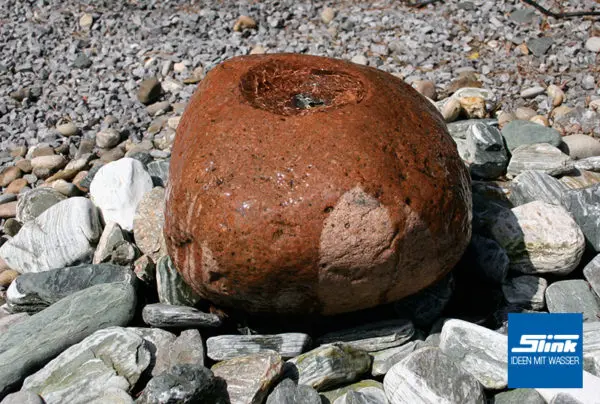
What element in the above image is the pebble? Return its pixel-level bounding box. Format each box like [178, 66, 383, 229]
[350, 55, 368, 65]
[0, 269, 18, 288]
[545, 280, 600, 322]
[147, 160, 169, 187]
[130, 327, 176, 377]
[156, 255, 201, 306]
[206, 333, 311, 361]
[506, 143, 571, 178]
[383, 347, 485, 404]
[6, 178, 28, 194]
[0, 283, 136, 398]
[0, 167, 22, 188]
[547, 84, 565, 107]
[584, 322, 600, 376]
[510, 170, 568, 206]
[411, 80, 437, 100]
[233, 15, 257, 32]
[515, 107, 537, 121]
[55, 119, 78, 137]
[133, 187, 165, 261]
[137, 77, 162, 105]
[142, 303, 222, 328]
[89, 157, 153, 231]
[0, 197, 101, 273]
[501, 120, 562, 152]
[459, 96, 487, 119]
[553, 107, 600, 136]
[321, 7, 336, 24]
[502, 275, 548, 310]
[79, 13, 93, 28]
[287, 343, 372, 391]
[586, 37, 600, 53]
[489, 200, 585, 275]
[0, 201, 16, 219]
[562, 183, 600, 252]
[212, 351, 283, 404]
[530, 115, 549, 127]
[560, 135, 600, 160]
[30, 155, 66, 172]
[334, 387, 387, 404]
[14, 160, 31, 174]
[317, 319, 414, 352]
[92, 221, 124, 264]
[441, 97, 461, 122]
[527, 37, 553, 57]
[266, 378, 321, 404]
[521, 86, 545, 99]
[95, 129, 121, 149]
[146, 101, 171, 117]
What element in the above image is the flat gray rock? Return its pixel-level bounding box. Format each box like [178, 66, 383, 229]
[493, 388, 545, 404]
[510, 170, 568, 206]
[463, 122, 508, 179]
[545, 280, 600, 322]
[15, 187, 66, 223]
[0, 312, 29, 333]
[142, 303, 222, 328]
[527, 37, 553, 57]
[147, 160, 170, 187]
[502, 275, 548, 310]
[383, 347, 485, 404]
[265, 378, 321, 404]
[156, 256, 201, 306]
[317, 319, 414, 352]
[448, 120, 500, 140]
[6, 264, 135, 313]
[0, 282, 136, 398]
[439, 319, 508, 389]
[286, 343, 372, 391]
[489, 201, 585, 275]
[207, 333, 310, 361]
[22, 327, 151, 404]
[507, 143, 571, 178]
[371, 340, 418, 377]
[212, 351, 284, 404]
[583, 254, 600, 299]
[0, 197, 102, 274]
[562, 183, 600, 252]
[501, 120, 561, 152]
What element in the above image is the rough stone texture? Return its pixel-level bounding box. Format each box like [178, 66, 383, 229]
[134, 187, 166, 262]
[15, 187, 66, 223]
[446, 119, 498, 139]
[560, 135, 600, 160]
[510, 170, 569, 207]
[545, 280, 600, 323]
[501, 120, 561, 152]
[0, 197, 102, 273]
[147, 160, 170, 187]
[0, 390, 44, 404]
[22, 327, 151, 404]
[383, 347, 485, 404]
[286, 343, 372, 391]
[584, 322, 600, 377]
[321, 380, 384, 403]
[0, 283, 136, 399]
[493, 389, 545, 404]
[165, 54, 472, 315]
[489, 201, 585, 275]
[371, 340, 418, 377]
[502, 275, 548, 310]
[211, 351, 284, 404]
[206, 333, 310, 361]
[333, 387, 388, 404]
[583, 254, 600, 299]
[0, 313, 29, 334]
[6, 264, 135, 313]
[129, 327, 176, 378]
[507, 143, 571, 178]
[439, 319, 508, 389]
[265, 378, 321, 404]
[156, 255, 202, 306]
[90, 157, 153, 231]
[463, 122, 508, 179]
[317, 319, 414, 352]
[562, 184, 600, 252]
[553, 107, 600, 136]
[536, 371, 600, 404]
[168, 329, 205, 369]
[93, 222, 127, 264]
[142, 303, 221, 328]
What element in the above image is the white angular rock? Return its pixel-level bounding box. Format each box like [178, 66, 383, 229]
[489, 201, 585, 275]
[0, 197, 101, 273]
[90, 158, 153, 231]
[439, 319, 508, 389]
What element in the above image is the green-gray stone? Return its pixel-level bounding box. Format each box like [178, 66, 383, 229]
[320, 380, 383, 403]
[501, 120, 561, 152]
[156, 256, 201, 306]
[493, 388, 545, 404]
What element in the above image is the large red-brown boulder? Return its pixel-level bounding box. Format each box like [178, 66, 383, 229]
[164, 54, 472, 315]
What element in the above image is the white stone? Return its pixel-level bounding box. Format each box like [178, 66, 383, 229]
[351, 55, 367, 65]
[490, 201, 585, 275]
[0, 197, 101, 273]
[90, 158, 153, 231]
[585, 37, 600, 53]
[560, 135, 600, 160]
[537, 371, 600, 404]
[321, 7, 335, 24]
[96, 129, 121, 149]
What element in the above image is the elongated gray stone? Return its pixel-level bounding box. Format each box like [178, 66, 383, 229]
[507, 143, 571, 178]
[584, 254, 600, 299]
[265, 378, 321, 404]
[287, 343, 372, 391]
[384, 347, 485, 404]
[317, 319, 414, 352]
[212, 351, 284, 404]
[447, 119, 499, 139]
[501, 120, 561, 151]
[22, 327, 151, 404]
[15, 187, 66, 223]
[0, 313, 29, 333]
[371, 340, 418, 377]
[0, 197, 101, 274]
[545, 280, 600, 322]
[156, 256, 201, 306]
[440, 319, 508, 389]
[562, 184, 600, 252]
[6, 264, 135, 313]
[510, 170, 569, 206]
[0, 283, 136, 399]
[142, 303, 221, 328]
[334, 387, 387, 404]
[207, 333, 310, 361]
[464, 122, 508, 179]
[489, 201, 585, 275]
[493, 389, 545, 404]
[502, 275, 548, 310]
[321, 380, 384, 403]
[584, 322, 600, 376]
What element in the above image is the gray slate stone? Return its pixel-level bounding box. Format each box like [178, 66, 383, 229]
[371, 340, 418, 377]
[142, 303, 221, 328]
[265, 378, 321, 404]
[317, 319, 414, 352]
[502, 275, 548, 310]
[562, 184, 600, 252]
[334, 387, 388, 404]
[22, 327, 151, 404]
[0, 390, 43, 404]
[133, 187, 165, 262]
[0, 313, 29, 333]
[129, 327, 177, 378]
[527, 37, 554, 57]
[510, 170, 569, 206]
[6, 264, 135, 313]
[439, 319, 508, 389]
[545, 280, 600, 322]
[147, 160, 170, 187]
[493, 388, 545, 404]
[321, 380, 384, 403]
[286, 343, 372, 391]
[0, 283, 136, 398]
[93, 221, 126, 264]
[507, 143, 571, 178]
[501, 120, 561, 152]
[168, 329, 205, 369]
[446, 119, 499, 139]
[583, 254, 600, 299]
[207, 333, 310, 361]
[212, 351, 284, 404]
[383, 347, 485, 404]
[16, 187, 66, 223]
[464, 122, 508, 179]
[0, 197, 102, 273]
[156, 256, 201, 306]
[583, 322, 600, 376]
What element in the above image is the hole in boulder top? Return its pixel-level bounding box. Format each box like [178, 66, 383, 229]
[240, 60, 366, 116]
[324, 206, 334, 213]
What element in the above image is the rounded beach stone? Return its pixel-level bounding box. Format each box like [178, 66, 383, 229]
[165, 54, 472, 315]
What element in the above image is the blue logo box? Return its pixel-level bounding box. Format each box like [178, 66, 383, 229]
[508, 313, 583, 388]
